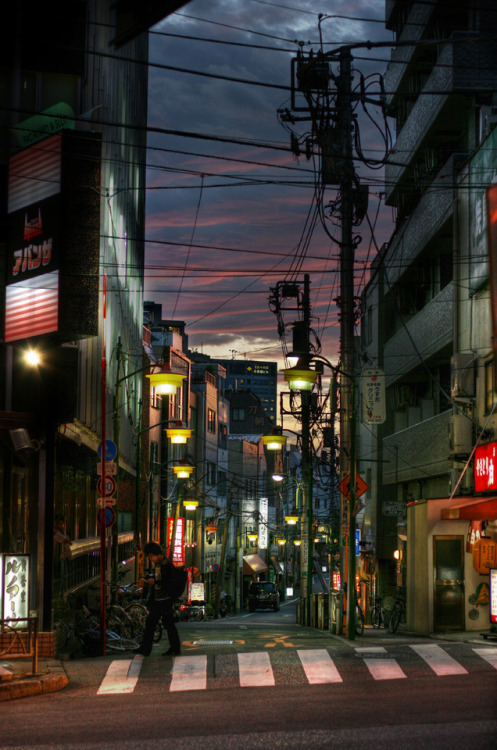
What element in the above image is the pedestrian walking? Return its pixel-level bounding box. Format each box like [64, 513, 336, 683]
[133, 542, 182, 657]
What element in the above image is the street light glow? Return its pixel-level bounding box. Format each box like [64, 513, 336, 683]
[25, 349, 40, 366]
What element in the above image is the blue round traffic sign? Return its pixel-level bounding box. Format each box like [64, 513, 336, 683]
[97, 507, 116, 528]
[98, 439, 117, 462]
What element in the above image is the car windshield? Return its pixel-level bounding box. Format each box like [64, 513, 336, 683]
[251, 583, 274, 593]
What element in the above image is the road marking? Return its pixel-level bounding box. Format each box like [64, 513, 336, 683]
[298, 649, 342, 684]
[355, 646, 406, 680]
[238, 652, 275, 687]
[170, 655, 207, 691]
[473, 647, 497, 670]
[97, 657, 143, 694]
[410, 644, 467, 675]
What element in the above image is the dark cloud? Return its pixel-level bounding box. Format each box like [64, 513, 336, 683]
[146, 0, 390, 365]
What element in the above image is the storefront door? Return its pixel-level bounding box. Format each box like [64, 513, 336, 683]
[433, 535, 465, 631]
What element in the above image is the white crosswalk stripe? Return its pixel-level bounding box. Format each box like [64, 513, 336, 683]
[97, 657, 144, 694]
[238, 651, 274, 687]
[298, 649, 342, 684]
[472, 647, 497, 670]
[170, 654, 207, 691]
[355, 646, 406, 680]
[410, 644, 468, 675]
[95, 643, 493, 695]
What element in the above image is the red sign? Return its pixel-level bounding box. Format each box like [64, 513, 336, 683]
[166, 517, 185, 565]
[474, 441, 497, 492]
[96, 475, 116, 498]
[338, 473, 369, 500]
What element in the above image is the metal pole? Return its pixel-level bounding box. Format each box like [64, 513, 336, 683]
[299, 274, 313, 625]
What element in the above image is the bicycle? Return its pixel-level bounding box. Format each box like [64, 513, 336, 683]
[355, 599, 365, 636]
[370, 594, 384, 628]
[389, 592, 406, 633]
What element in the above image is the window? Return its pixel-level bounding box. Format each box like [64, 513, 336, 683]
[232, 408, 245, 421]
[207, 408, 216, 433]
[218, 423, 227, 450]
[207, 462, 216, 485]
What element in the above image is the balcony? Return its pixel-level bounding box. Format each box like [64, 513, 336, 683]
[383, 410, 452, 484]
[384, 282, 454, 385]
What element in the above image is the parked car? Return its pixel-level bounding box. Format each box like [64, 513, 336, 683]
[248, 581, 280, 612]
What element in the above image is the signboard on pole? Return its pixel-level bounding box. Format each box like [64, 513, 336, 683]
[361, 368, 386, 424]
[259, 497, 268, 549]
[166, 517, 185, 565]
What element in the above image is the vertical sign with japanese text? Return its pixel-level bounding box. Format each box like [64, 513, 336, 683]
[259, 497, 268, 549]
[361, 368, 385, 424]
[166, 517, 185, 565]
[0, 554, 29, 626]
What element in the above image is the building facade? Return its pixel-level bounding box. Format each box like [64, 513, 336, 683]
[358, 0, 497, 632]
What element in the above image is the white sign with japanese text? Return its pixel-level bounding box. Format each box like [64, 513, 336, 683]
[361, 368, 386, 424]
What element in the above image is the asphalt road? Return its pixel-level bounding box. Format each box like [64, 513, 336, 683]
[1, 601, 496, 749]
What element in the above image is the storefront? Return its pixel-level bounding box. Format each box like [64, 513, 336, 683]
[406, 496, 497, 633]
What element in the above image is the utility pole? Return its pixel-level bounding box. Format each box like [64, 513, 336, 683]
[336, 50, 357, 639]
[300, 275, 314, 626]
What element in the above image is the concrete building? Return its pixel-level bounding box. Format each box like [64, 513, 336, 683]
[0, 1, 189, 651]
[359, 0, 497, 632]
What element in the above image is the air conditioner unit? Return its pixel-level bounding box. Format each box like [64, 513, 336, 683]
[451, 353, 475, 399]
[448, 414, 473, 456]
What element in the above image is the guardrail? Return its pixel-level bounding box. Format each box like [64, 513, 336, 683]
[0, 616, 38, 674]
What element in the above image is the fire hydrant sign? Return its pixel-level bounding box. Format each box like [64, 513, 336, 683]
[361, 368, 385, 424]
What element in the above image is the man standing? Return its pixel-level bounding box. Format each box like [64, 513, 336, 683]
[134, 542, 181, 657]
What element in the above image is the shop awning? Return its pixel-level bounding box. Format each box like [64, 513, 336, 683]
[441, 496, 497, 521]
[243, 554, 268, 575]
[270, 556, 283, 574]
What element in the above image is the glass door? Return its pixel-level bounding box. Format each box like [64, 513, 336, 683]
[433, 535, 465, 631]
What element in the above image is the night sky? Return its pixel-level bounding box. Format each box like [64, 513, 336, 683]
[145, 0, 393, 368]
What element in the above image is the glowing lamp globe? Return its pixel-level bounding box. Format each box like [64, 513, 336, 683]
[262, 434, 286, 451]
[276, 538, 286, 546]
[184, 499, 199, 511]
[282, 366, 318, 391]
[173, 464, 194, 479]
[285, 514, 299, 526]
[166, 426, 192, 444]
[293, 539, 302, 547]
[272, 472, 285, 482]
[146, 367, 186, 395]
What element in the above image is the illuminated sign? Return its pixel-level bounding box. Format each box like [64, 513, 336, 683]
[166, 517, 185, 565]
[5, 130, 101, 342]
[474, 441, 497, 492]
[259, 497, 268, 549]
[0, 554, 29, 626]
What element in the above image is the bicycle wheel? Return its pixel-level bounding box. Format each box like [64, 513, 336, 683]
[107, 604, 133, 639]
[125, 602, 148, 636]
[389, 602, 402, 633]
[370, 607, 380, 629]
[355, 605, 364, 636]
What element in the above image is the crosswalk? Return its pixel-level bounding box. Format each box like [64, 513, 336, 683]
[96, 645, 497, 695]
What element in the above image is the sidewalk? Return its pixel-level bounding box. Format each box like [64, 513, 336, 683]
[329, 623, 497, 646]
[0, 657, 68, 702]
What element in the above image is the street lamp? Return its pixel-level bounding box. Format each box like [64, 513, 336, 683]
[166, 422, 192, 444]
[262, 428, 287, 451]
[146, 364, 187, 395]
[172, 464, 194, 480]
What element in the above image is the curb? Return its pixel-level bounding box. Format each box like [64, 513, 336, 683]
[0, 671, 69, 702]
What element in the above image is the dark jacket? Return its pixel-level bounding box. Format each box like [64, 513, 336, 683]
[151, 558, 175, 602]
